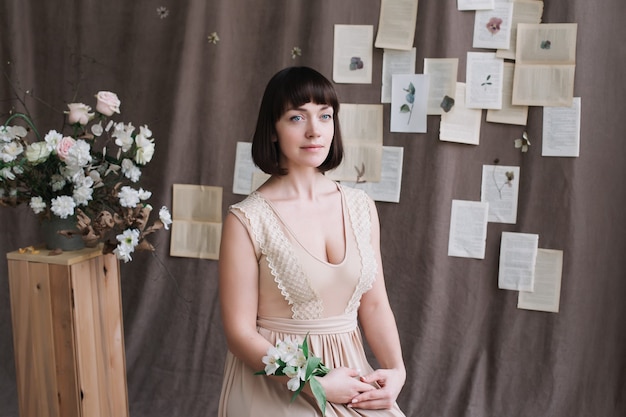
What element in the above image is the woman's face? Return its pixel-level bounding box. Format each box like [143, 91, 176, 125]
[274, 101, 334, 172]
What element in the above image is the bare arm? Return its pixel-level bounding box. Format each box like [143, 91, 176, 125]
[219, 211, 273, 370]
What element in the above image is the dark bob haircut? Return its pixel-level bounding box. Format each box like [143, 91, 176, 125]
[251, 66, 343, 176]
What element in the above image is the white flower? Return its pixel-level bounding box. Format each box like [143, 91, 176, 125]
[159, 206, 172, 230]
[113, 122, 135, 152]
[44, 130, 63, 152]
[117, 228, 140, 248]
[65, 139, 92, 168]
[277, 338, 300, 364]
[1, 167, 15, 180]
[25, 141, 51, 164]
[286, 375, 302, 392]
[1, 141, 24, 162]
[261, 346, 282, 375]
[0, 125, 27, 142]
[73, 184, 93, 206]
[118, 186, 141, 208]
[121, 158, 141, 182]
[134, 126, 155, 165]
[65, 103, 95, 125]
[113, 244, 133, 263]
[29, 196, 47, 214]
[138, 188, 152, 200]
[50, 195, 76, 219]
[113, 229, 140, 262]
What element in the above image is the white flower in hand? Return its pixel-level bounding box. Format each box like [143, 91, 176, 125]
[261, 345, 282, 375]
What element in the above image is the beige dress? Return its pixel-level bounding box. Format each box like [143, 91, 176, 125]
[218, 184, 405, 417]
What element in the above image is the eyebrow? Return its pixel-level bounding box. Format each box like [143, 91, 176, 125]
[288, 104, 332, 112]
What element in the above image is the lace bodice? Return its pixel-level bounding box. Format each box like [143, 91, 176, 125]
[230, 185, 377, 320]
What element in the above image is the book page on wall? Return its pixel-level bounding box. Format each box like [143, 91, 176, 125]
[481, 164, 520, 224]
[512, 23, 578, 106]
[374, 0, 419, 51]
[518, 249, 563, 313]
[424, 58, 458, 115]
[498, 232, 539, 291]
[333, 25, 373, 84]
[472, 0, 514, 50]
[390, 73, 429, 133]
[457, 0, 494, 11]
[542, 97, 581, 157]
[486, 62, 529, 125]
[170, 184, 223, 260]
[466, 52, 504, 110]
[342, 146, 404, 203]
[232, 141, 264, 195]
[327, 104, 383, 182]
[440, 83, 482, 145]
[381, 48, 416, 103]
[448, 200, 490, 259]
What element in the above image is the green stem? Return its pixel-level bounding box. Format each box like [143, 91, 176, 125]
[3, 112, 41, 139]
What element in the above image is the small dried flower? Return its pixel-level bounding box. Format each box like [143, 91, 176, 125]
[156, 6, 169, 19]
[207, 32, 220, 44]
[514, 131, 531, 153]
[291, 47, 302, 59]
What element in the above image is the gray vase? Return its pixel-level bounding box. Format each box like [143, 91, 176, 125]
[41, 216, 85, 251]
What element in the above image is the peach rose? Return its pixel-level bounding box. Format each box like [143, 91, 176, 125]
[95, 91, 121, 116]
[56, 136, 76, 161]
[66, 103, 94, 125]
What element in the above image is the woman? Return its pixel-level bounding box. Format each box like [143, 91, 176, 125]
[218, 66, 406, 416]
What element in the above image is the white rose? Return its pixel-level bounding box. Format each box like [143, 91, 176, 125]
[95, 91, 121, 116]
[65, 103, 94, 125]
[25, 142, 52, 164]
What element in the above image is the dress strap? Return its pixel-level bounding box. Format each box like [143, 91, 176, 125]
[231, 193, 324, 320]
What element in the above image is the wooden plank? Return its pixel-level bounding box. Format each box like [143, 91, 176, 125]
[71, 258, 103, 416]
[8, 260, 61, 417]
[99, 254, 129, 416]
[49, 264, 81, 417]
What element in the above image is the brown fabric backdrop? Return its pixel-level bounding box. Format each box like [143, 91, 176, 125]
[1, 1, 625, 416]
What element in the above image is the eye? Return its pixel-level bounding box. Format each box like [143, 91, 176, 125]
[289, 115, 304, 122]
[320, 113, 333, 121]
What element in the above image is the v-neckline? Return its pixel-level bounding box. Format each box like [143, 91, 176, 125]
[253, 185, 348, 267]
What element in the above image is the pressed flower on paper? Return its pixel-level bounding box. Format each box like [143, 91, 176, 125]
[400, 82, 416, 124]
[291, 47, 302, 60]
[491, 160, 515, 199]
[486, 17, 503, 35]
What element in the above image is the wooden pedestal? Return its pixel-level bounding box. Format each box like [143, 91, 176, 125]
[7, 246, 129, 417]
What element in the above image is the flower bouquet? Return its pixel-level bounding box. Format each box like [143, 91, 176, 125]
[257, 335, 330, 415]
[0, 90, 172, 262]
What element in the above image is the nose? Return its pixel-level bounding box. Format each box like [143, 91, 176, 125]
[306, 119, 321, 138]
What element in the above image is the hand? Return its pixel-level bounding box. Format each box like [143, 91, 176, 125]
[315, 367, 376, 405]
[347, 368, 405, 410]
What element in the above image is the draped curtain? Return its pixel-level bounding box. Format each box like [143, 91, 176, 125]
[1, 1, 625, 416]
